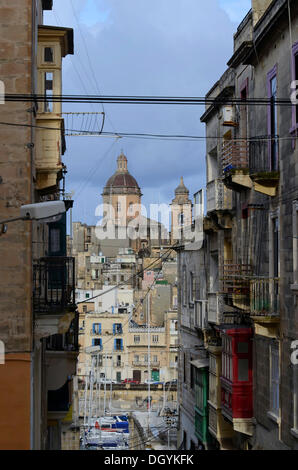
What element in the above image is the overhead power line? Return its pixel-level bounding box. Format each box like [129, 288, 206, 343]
[3, 93, 295, 106]
[0, 120, 296, 142]
[77, 244, 177, 304]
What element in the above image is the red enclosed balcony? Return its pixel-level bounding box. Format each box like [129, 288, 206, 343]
[220, 327, 253, 436]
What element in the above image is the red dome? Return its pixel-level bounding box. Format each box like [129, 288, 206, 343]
[102, 153, 141, 196]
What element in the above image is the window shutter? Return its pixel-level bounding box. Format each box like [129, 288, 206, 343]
[113, 324, 116, 335]
[121, 339, 123, 350]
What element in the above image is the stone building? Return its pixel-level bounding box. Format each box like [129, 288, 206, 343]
[0, 1, 78, 449]
[177, 0, 298, 451]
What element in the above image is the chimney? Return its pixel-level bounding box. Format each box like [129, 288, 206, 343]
[251, 0, 273, 25]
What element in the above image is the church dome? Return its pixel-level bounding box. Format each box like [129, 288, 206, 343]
[102, 152, 142, 196]
[175, 176, 189, 195]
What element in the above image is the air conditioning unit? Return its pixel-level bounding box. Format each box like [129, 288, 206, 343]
[222, 105, 237, 127]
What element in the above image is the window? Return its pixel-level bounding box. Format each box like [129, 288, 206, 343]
[182, 266, 187, 306]
[178, 213, 184, 226]
[44, 47, 54, 62]
[267, 66, 278, 170]
[152, 335, 159, 343]
[293, 365, 298, 432]
[153, 355, 158, 363]
[222, 335, 233, 382]
[238, 359, 249, 382]
[270, 342, 280, 418]
[190, 364, 195, 389]
[44, 72, 53, 112]
[116, 202, 121, 213]
[134, 355, 139, 363]
[209, 372, 217, 405]
[144, 354, 148, 363]
[293, 202, 298, 285]
[92, 338, 102, 349]
[271, 214, 280, 311]
[113, 323, 122, 335]
[116, 372, 121, 382]
[292, 42, 298, 128]
[195, 369, 204, 410]
[85, 293, 90, 299]
[83, 305, 87, 313]
[134, 335, 140, 344]
[50, 228, 60, 253]
[114, 338, 123, 351]
[190, 272, 195, 303]
[92, 323, 101, 334]
[272, 217, 279, 277]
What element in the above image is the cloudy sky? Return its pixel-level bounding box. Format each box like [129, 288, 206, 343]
[45, 0, 251, 226]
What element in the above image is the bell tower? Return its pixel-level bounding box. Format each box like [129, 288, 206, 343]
[170, 177, 192, 244]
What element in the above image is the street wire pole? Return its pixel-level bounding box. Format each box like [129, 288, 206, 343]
[104, 354, 107, 415]
[83, 372, 89, 447]
[147, 291, 151, 436]
[109, 353, 113, 412]
[88, 357, 95, 426]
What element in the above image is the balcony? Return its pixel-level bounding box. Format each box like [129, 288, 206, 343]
[249, 136, 280, 196]
[90, 329, 102, 336]
[46, 313, 79, 352]
[222, 140, 252, 191]
[250, 278, 280, 337]
[33, 257, 76, 315]
[90, 327, 123, 336]
[206, 179, 233, 214]
[220, 261, 251, 311]
[46, 317, 78, 393]
[35, 117, 65, 191]
[132, 360, 160, 367]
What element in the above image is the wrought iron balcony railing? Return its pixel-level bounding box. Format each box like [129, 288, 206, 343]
[250, 278, 279, 317]
[220, 261, 252, 294]
[33, 257, 76, 314]
[222, 139, 249, 174]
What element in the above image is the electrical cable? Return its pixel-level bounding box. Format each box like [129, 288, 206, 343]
[77, 244, 178, 304]
[2, 93, 296, 106]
